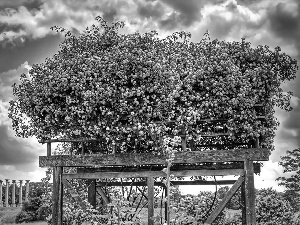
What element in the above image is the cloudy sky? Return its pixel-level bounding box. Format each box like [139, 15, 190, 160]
[0, 0, 299, 194]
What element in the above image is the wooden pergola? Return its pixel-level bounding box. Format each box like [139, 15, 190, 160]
[40, 135, 269, 224]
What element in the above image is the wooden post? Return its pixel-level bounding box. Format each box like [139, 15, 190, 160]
[0, 180, 3, 207]
[53, 167, 63, 225]
[164, 185, 168, 222]
[88, 179, 96, 208]
[243, 160, 256, 225]
[147, 177, 154, 225]
[47, 142, 51, 156]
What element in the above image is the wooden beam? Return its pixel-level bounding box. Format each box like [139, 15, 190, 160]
[204, 175, 244, 224]
[77, 163, 261, 174]
[52, 167, 63, 225]
[96, 180, 237, 187]
[147, 177, 154, 225]
[87, 179, 96, 208]
[62, 169, 244, 180]
[39, 148, 270, 168]
[244, 160, 256, 224]
[96, 187, 110, 205]
[40, 138, 102, 143]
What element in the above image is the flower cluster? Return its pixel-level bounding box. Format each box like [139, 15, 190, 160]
[9, 16, 298, 154]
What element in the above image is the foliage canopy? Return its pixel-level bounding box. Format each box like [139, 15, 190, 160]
[9, 16, 298, 154]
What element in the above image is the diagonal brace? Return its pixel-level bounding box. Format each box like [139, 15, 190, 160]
[204, 175, 245, 224]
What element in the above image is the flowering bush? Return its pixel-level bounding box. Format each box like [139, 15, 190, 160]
[8, 16, 298, 154]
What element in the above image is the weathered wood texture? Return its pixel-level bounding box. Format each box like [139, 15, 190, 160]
[62, 169, 244, 180]
[47, 143, 51, 156]
[147, 177, 154, 225]
[87, 179, 96, 208]
[243, 160, 256, 225]
[40, 148, 269, 167]
[96, 180, 237, 187]
[204, 175, 244, 224]
[77, 163, 261, 174]
[52, 167, 63, 225]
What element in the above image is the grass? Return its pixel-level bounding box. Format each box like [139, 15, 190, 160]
[0, 207, 47, 225]
[0, 207, 21, 225]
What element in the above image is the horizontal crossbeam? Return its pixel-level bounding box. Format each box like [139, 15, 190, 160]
[77, 163, 261, 174]
[39, 148, 269, 167]
[62, 169, 244, 180]
[96, 180, 237, 187]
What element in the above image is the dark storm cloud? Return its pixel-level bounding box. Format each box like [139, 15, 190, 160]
[159, 0, 203, 30]
[0, 0, 44, 11]
[0, 125, 39, 165]
[0, 33, 62, 73]
[103, 7, 117, 24]
[268, 2, 300, 41]
[0, 23, 23, 34]
[137, 1, 165, 19]
[267, 2, 300, 152]
[282, 105, 300, 147]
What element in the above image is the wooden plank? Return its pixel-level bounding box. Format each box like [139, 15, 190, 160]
[147, 177, 154, 225]
[87, 179, 96, 208]
[96, 180, 237, 187]
[204, 175, 244, 224]
[62, 169, 244, 180]
[52, 167, 62, 225]
[39, 148, 270, 167]
[244, 160, 256, 224]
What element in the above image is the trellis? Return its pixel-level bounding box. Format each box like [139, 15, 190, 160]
[39, 106, 270, 225]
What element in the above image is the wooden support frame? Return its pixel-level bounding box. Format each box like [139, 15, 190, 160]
[42, 140, 269, 225]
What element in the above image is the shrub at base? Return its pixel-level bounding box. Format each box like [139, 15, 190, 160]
[255, 188, 293, 225]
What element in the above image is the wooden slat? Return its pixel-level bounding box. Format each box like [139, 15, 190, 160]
[204, 175, 244, 224]
[39, 148, 270, 167]
[62, 169, 243, 180]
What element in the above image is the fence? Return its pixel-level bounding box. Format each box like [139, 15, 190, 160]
[0, 179, 30, 207]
